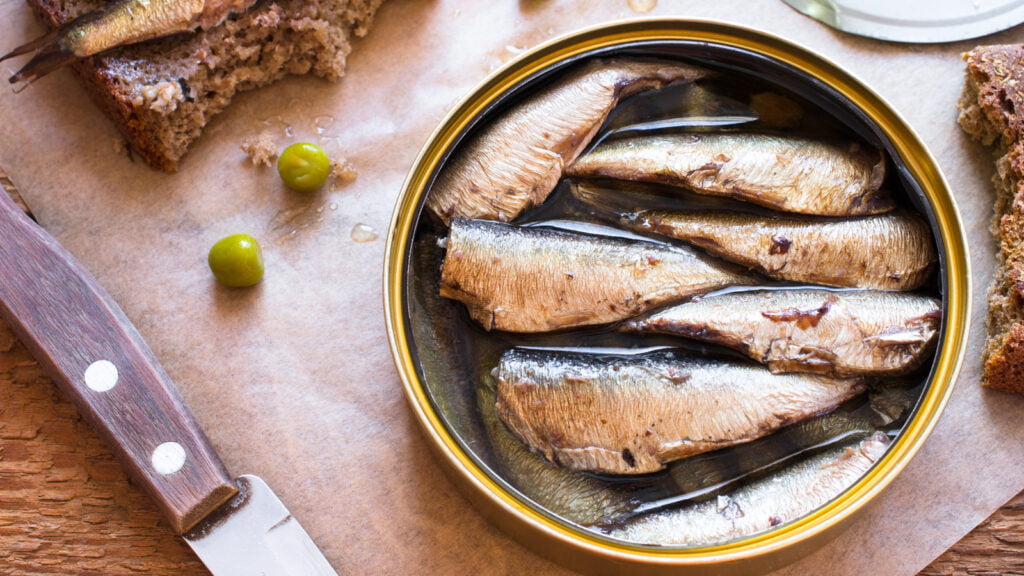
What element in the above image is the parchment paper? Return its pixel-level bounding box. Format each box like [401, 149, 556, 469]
[1, 1, 1022, 574]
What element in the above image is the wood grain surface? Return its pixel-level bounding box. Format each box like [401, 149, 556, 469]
[0, 169, 1021, 574]
[0, 320, 207, 576]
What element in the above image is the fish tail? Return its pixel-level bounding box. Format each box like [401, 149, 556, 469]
[3, 10, 95, 86]
[6, 37, 77, 86]
[0, 30, 58, 63]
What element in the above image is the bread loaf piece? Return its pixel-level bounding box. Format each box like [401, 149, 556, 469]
[958, 44, 1024, 395]
[24, 0, 385, 171]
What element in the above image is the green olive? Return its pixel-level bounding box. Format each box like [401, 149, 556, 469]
[277, 142, 330, 192]
[208, 234, 264, 287]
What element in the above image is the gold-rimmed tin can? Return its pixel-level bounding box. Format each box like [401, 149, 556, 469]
[384, 18, 970, 576]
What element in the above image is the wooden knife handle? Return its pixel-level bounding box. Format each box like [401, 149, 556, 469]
[0, 191, 237, 534]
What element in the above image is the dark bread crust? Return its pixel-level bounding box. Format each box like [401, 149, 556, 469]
[959, 44, 1024, 395]
[23, 0, 385, 171]
[985, 323, 1024, 394]
[961, 45, 1024, 145]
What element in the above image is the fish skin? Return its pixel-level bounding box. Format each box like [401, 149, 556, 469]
[65, 0, 205, 57]
[70, 0, 254, 56]
[625, 209, 936, 290]
[622, 289, 941, 377]
[439, 218, 756, 333]
[495, 348, 867, 475]
[608, 432, 890, 546]
[566, 133, 893, 216]
[425, 59, 709, 225]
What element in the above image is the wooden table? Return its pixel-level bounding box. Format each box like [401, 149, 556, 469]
[0, 169, 1021, 575]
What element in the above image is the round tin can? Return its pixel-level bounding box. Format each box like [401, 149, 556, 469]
[385, 19, 970, 576]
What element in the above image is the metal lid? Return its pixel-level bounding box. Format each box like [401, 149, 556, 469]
[783, 0, 1024, 43]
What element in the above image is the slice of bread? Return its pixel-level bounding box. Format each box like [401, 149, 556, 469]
[23, 0, 385, 171]
[959, 44, 1024, 395]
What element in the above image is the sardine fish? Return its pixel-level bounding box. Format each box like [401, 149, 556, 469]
[623, 209, 936, 291]
[495, 348, 867, 475]
[440, 218, 755, 333]
[607, 432, 890, 545]
[622, 289, 941, 376]
[425, 58, 709, 225]
[566, 133, 893, 216]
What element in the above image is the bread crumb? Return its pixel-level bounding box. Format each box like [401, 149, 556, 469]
[331, 157, 358, 183]
[241, 131, 279, 167]
[112, 138, 131, 159]
[137, 81, 185, 114]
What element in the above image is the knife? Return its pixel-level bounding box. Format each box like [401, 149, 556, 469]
[0, 187, 338, 576]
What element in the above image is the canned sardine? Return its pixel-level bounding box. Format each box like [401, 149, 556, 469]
[385, 19, 969, 576]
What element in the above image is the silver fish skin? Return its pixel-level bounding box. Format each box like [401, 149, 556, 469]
[495, 348, 867, 475]
[566, 133, 892, 216]
[425, 58, 709, 225]
[439, 218, 756, 333]
[622, 289, 941, 377]
[608, 432, 889, 546]
[626, 209, 936, 291]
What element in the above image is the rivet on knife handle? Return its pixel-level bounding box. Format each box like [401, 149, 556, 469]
[0, 190, 237, 534]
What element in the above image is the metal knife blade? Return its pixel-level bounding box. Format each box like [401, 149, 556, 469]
[185, 475, 337, 575]
[0, 183, 338, 575]
[781, 0, 1024, 43]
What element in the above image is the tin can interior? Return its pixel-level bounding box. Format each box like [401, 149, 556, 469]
[398, 38, 949, 549]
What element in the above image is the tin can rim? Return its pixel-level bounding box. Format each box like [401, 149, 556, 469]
[383, 17, 971, 571]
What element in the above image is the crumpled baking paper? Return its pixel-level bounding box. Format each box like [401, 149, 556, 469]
[1, 0, 1021, 574]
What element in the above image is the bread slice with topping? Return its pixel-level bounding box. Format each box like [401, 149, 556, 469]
[959, 44, 1024, 395]
[22, 0, 385, 171]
